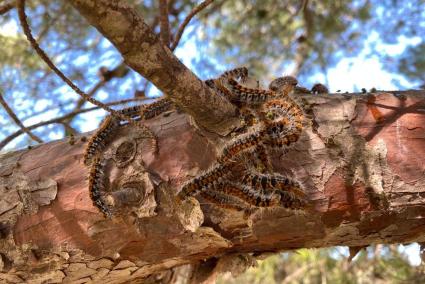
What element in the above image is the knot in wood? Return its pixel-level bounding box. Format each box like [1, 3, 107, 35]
[113, 140, 137, 168]
[110, 181, 145, 207]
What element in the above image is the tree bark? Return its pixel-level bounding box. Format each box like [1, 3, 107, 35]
[0, 90, 424, 283]
[67, 0, 238, 136]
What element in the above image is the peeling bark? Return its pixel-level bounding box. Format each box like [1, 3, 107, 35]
[0, 91, 424, 283]
[67, 0, 238, 136]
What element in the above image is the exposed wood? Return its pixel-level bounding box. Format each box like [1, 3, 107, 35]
[1, 91, 424, 283]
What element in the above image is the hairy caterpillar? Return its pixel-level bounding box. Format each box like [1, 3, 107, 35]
[84, 99, 173, 166]
[200, 189, 246, 211]
[85, 99, 174, 216]
[88, 157, 113, 218]
[241, 171, 306, 199]
[178, 68, 308, 212]
[177, 163, 234, 200]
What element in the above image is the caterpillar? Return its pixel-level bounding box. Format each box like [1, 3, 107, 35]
[205, 67, 249, 102]
[83, 98, 173, 166]
[177, 163, 234, 200]
[268, 76, 298, 95]
[227, 78, 276, 105]
[200, 189, 246, 211]
[311, 83, 329, 94]
[217, 128, 264, 164]
[279, 191, 307, 209]
[240, 171, 306, 199]
[178, 69, 308, 213]
[88, 156, 113, 218]
[84, 116, 119, 166]
[217, 67, 249, 82]
[139, 98, 173, 120]
[261, 98, 304, 149]
[220, 182, 281, 207]
[205, 180, 306, 210]
[85, 99, 174, 217]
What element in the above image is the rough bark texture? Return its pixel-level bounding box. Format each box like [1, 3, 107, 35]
[67, 0, 238, 136]
[0, 91, 424, 283]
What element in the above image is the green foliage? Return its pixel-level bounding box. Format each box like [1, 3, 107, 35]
[198, 0, 373, 77]
[197, 0, 423, 82]
[397, 43, 425, 82]
[217, 246, 425, 284]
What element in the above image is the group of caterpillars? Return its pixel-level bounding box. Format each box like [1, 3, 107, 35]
[84, 99, 174, 217]
[178, 67, 308, 212]
[84, 67, 322, 217]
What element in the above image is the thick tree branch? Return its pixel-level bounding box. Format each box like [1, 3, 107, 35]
[1, 91, 424, 283]
[67, 0, 238, 135]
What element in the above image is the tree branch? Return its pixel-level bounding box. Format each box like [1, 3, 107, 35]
[170, 0, 215, 51]
[0, 91, 43, 144]
[291, 0, 312, 76]
[0, 97, 150, 150]
[159, 0, 171, 47]
[0, 1, 14, 15]
[67, 0, 237, 135]
[200, 0, 228, 19]
[63, 62, 130, 127]
[16, 0, 142, 128]
[1, 91, 424, 283]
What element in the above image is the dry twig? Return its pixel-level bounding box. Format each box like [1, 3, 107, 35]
[171, 0, 215, 51]
[0, 91, 43, 143]
[0, 97, 152, 150]
[63, 63, 130, 126]
[16, 0, 140, 128]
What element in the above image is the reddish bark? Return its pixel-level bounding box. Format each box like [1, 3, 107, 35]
[1, 91, 424, 282]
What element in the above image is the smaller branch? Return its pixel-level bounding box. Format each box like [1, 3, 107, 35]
[62, 122, 78, 136]
[16, 0, 139, 128]
[0, 91, 43, 144]
[65, 63, 130, 124]
[0, 1, 14, 15]
[159, 0, 171, 47]
[299, 0, 308, 13]
[291, 0, 312, 76]
[0, 97, 151, 150]
[201, 0, 228, 18]
[69, 0, 238, 134]
[36, 8, 63, 43]
[170, 0, 214, 51]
